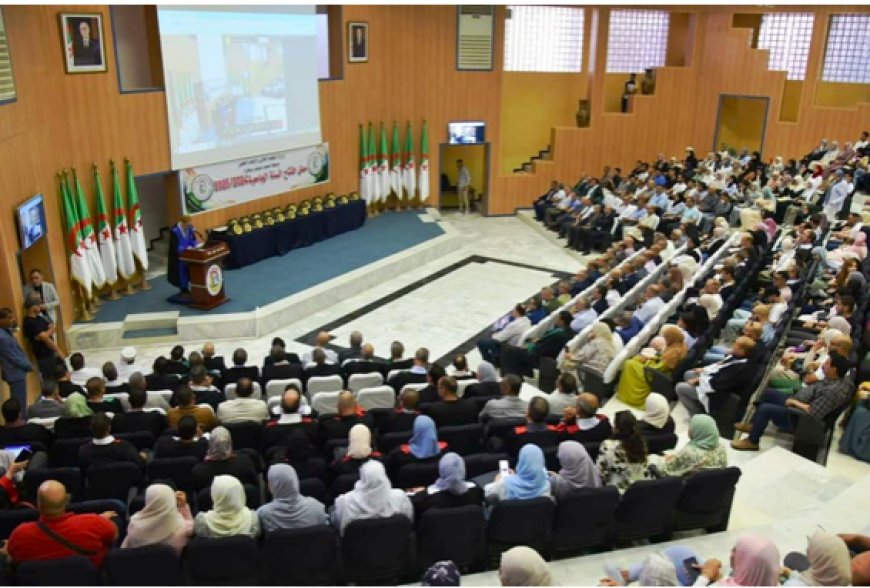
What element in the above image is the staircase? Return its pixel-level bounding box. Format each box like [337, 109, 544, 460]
[512, 145, 551, 173]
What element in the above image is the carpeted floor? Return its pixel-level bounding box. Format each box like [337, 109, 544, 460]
[83, 211, 444, 323]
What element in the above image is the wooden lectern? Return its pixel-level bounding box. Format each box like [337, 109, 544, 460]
[179, 241, 231, 310]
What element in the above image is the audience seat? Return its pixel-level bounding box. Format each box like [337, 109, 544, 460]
[331, 473, 359, 498]
[15, 556, 99, 586]
[115, 431, 156, 451]
[789, 397, 852, 465]
[186, 536, 261, 585]
[146, 457, 199, 496]
[312, 391, 342, 415]
[613, 477, 683, 544]
[674, 466, 742, 533]
[265, 378, 302, 400]
[148, 390, 174, 405]
[48, 437, 90, 468]
[307, 376, 344, 399]
[552, 486, 620, 554]
[342, 514, 415, 585]
[487, 497, 555, 562]
[84, 462, 143, 503]
[395, 462, 440, 489]
[348, 373, 385, 394]
[24, 467, 83, 503]
[577, 366, 615, 400]
[299, 477, 331, 506]
[53, 417, 93, 439]
[463, 453, 508, 479]
[377, 431, 413, 455]
[417, 505, 486, 573]
[0, 508, 39, 541]
[225, 382, 263, 401]
[438, 423, 484, 455]
[224, 422, 264, 451]
[356, 386, 395, 410]
[645, 432, 678, 455]
[104, 545, 182, 586]
[260, 526, 341, 586]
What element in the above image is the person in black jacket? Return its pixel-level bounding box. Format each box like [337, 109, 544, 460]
[409, 452, 483, 517]
[676, 336, 757, 418]
[321, 391, 373, 441]
[385, 389, 420, 433]
[261, 345, 303, 386]
[386, 348, 430, 394]
[77, 413, 145, 471]
[0, 399, 52, 448]
[262, 386, 321, 451]
[424, 376, 478, 428]
[153, 415, 208, 460]
[416, 363, 446, 405]
[53, 361, 85, 398]
[342, 343, 388, 379]
[262, 338, 301, 367]
[145, 357, 181, 392]
[85, 378, 123, 415]
[166, 345, 189, 377]
[223, 348, 260, 388]
[202, 342, 228, 378]
[112, 387, 165, 438]
[302, 348, 341, 385]
[187, 365, 225, 412]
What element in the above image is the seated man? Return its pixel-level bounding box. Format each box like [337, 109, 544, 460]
[128, 372, 170, 412]
[425, 376, 478, 427]
[503, 396, 559, 454]
[321, 390, 370, 440]
[261, 345, 303, 385]
[166, 345, 189, 377]
[416, 363, 446, 405]
[101, 362, 129, 394]
[28, 378, 65, 419]
[77, 412, 145, 470]
[479, 374, 527, 422]
[85, 377, 123, 414]
[153, 415, 208, 460]
[302, 331, 339, 365]
[201, 342, 228, 378]
[450, 355, 475, 380]
[546, 373, 580, 416]
[569, 297, 598, 333]
[167, 385, 217, 432]
[477, 304, 532, 366]
[303, 347, 342, 383]
[187, 365, 225, 412]
[385, 388, 421, 433]
[633, 285, 666, 325]
[217, 377, 267, 424]
[262, 385, 321, 450]
[339, 331, 364, 364]
[7, 480, 118, 568]
[112, 386, 166, 438]
[54, 360, 86, 398]
[69, 352, 101, 387]
[556, 392, 612, 444]
[499, 311, 574, 378]
[386, 347, 430, 393]
[676, 336, 757, 417]
[387, 340, 414, 371]
[732, 353, 854, 451]
[115, 346, 141, 383]
[342, 343, 387, 379]
[0, 398, 52, 448]
[145, 356, 181, 392]
[223, 348, 260, 388]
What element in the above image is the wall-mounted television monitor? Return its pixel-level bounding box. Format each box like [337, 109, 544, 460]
[17, 193, 46, 250]
[448, 121, 485, 144]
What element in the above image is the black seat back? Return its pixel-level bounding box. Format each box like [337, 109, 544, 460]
[85, 462, 143, 502]
[24, 467, 83, 503]
[48, 437, 90, 467]
[463, 453, 508, 479]
[552, 486, 620, 553]
[186, 536, 260, 585]
[0, 509, 39, 541]
[486, 497, 554, 560]
[104, 544, 182, 586]
[417, 505, 486, 573]
[260, 526, 340, 585]
[225, 422, 264, 451]
[331, 473, 359, 497]
[54, 417, 93, 439]
[342, 514, 414, 584]
[645, 433, 678, 455]
[395, 462, 440, 489]
[675, 467, 742, 533]
[377, 431, 412, 454]
[437, 424, 484, 455]
[146, 457, 199, 495]
[15, 556, 99, 586]
[299, 477, 331, 506]
[614, 477, 683, 543]
[114, 431, 156, 451]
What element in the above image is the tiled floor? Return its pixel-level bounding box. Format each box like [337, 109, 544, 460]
[77, 210, 870, 584]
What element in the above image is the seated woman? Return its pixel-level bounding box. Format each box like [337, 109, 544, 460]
[547, 441, 600, 500]
[464, 361, 500, 398]
[63, 391, 94, 418]
[331, 460, 414, 536]
[256, 464, 328, 534]
[485, 444, 552, 504]
[826, 233, 867, 272]
[596, 411, 652, 492]
[410, 452, 483, 516]
[194, 475, 261, 538]
[601, 546, 700, 586]
[781, 531, 852, 586]
[387, 415, 447, 478]
[638, 393, 675, 436]
[616, 325, 687, 408]
[122, 483, 193, 554]
[693, 533, 780, 586]
[192, 426, 259, 490]
[840, 382, 870, 464]
[499, 546, 554, 586]
[559, 322, 617, 379]
[331, 424, 383, 477]
[656, 415, 727, 477]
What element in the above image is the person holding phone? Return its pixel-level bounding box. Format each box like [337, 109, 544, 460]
[0, 447, 35, 507]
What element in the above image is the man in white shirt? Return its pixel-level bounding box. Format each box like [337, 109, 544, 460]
[302, 331, 339, 365]
[115, 346, 141, 383]
[634, 285, 665, 324]
[822, 170, 851, 223]
[217, 377, 268, 424]
[478, 304, 532, 365]
[456, 159, 472, 214]
[69, 352, 101, 386]
[569, 297, 598, 333]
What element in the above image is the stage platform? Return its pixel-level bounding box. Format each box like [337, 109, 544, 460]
[68, 210, 458, 350]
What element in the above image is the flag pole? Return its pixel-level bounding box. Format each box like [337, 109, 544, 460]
[126, 158, 151, 291]
[72, 166, 101, 313]
[96, 161, 121, 302]
[77, 283, 94, 321]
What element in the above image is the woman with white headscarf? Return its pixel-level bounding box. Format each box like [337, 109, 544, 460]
[122, 484, 193, 553]
[332, 424, 383, 477]
[411, 452, 483, 515]
[560, 321, 616, 377]
[194, 475, 260, 538]
[782, 531, 852, 586]
[256, 464, 327, 534]
[500, 546, 554, 586]
[465, 361, 501, 398]
[548, 441, 600, 500]
[638, 393, 675, 436]
[331, 460, 413, 535]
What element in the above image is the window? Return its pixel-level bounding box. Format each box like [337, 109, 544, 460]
[606, 9, 669, 73]
[757, 13, 813, 81]
[821, 14, 870, 83]
[504, 5, 584, 73]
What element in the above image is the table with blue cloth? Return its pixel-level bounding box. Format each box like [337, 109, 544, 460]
[208, 200, 366, 269]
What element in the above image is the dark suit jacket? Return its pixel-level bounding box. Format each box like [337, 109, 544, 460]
[592, 297, 609, 315]
[146, 373, 181, 392]
[262, 363, 303, 385]
[386, 370, 428, 393]
[112, 410, 166, 438]
[303, 363, 341, 384]
[530, 327, 572, 359]
[224, 366, 261, 388]
[263, 354, 301, 367]
[338, 347, 363, 364]
[709, 357, 755, 398]
[78, 439, 144, 471]
[58, 380, 86, 398]
[387, 358, 414, 371]
[203, 356, 228, 375]
[343, 360, 388, 379]
[0, 423, 52, 448]
[424, 399, 479, 427]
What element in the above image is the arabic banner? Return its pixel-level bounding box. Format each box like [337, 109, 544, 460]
[179, 143, 330, 215]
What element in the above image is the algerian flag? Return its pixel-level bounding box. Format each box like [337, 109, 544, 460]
[126, 160, 149, 271]
[390, 122, 402, 200]
[60, 173, 92, 297]
[93, 166, 118, 286]
[111, 161, 136, 280]
[378, 123, 390, 204]
[419, 121, 430, 204]
[72, 169, 107, 289]
[403, 121, 416, 201]
[366, 122, 378, 204]
[359, 125, 369, 204]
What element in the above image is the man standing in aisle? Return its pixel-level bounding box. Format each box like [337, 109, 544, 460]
[0, 308, 33, 415]
[22, 298, 60, 380]
[457, 159, 472, 215]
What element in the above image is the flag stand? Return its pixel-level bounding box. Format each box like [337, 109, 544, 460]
[122, 278, 136, 296]
[77, 285, 94, 322]
[106, 285, 121, 301]
[138, 270, 151, 291]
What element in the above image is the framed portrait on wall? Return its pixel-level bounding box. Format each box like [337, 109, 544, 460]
[348, 22, 368, 63]
[59, 12, 107, 73]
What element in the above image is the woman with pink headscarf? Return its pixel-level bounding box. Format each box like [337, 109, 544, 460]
[693, 533, 780, 586]
[827, 232, 867, 271]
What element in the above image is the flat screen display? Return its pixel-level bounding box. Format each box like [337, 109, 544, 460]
[448, 121, 485, 144]
[17, 193, 46, 250]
